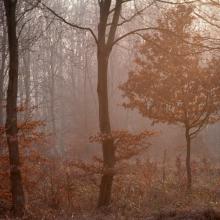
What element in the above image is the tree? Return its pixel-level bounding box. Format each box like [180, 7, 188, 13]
[0, 1, 7, 127]
[3, 0, 25, 216]
[42, 0, 157, 207]
[95, 0, 122, 207]
[120, 5, 220, 191]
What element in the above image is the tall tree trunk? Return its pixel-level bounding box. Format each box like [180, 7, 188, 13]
[3, 0, 25, 217]
[97, 0, 122, 207]
[185, 128, 192, 192]
[0, 10, 6, 126]
[97, 48, 115, 207]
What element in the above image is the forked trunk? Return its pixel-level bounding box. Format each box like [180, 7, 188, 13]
[96, 0, 122, 207]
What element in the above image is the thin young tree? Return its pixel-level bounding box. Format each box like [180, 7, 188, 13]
[120, 5, 220, 191]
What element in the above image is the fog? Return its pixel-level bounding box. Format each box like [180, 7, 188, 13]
[1, 0, 220, 219]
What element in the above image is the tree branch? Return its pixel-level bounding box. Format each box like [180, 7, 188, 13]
[112, 27, 159, 46]
[41, 2, 98, 44]
[155, 0, 199, 4]
[189, 112, 210, 138]
[107, 0, 122, 49]
[194, 11, 220, 29]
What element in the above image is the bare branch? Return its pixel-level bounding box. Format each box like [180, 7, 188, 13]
[17, 0, 41, 24]
[155, 0, 199, 4]
[112, 5, 149, 27]
[112, 27, 159, 46]
[189, 112, 210, 138]
[194, 11, 220, 29]
[41, 2, 98, 44]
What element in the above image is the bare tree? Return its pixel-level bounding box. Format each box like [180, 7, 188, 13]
[41, 0, 158, 206]
[3, 0, 25, 216]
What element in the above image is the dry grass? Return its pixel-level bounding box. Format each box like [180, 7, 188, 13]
[1, 159, 220, 219]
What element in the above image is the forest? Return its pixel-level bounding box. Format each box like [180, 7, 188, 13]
[1, 0, 220, 219]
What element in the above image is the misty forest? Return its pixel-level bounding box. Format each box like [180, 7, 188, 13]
[2, 0, 220, 219]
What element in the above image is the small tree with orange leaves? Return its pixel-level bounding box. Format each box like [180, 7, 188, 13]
[120, 5, 220, 192]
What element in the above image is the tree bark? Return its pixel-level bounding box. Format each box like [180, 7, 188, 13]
[97, 0, 122, 207]
[3, 0, 25, 217]
[97, 48, 115, 207]
[0, 8, 6, 126]
[185, 128, 192, 192]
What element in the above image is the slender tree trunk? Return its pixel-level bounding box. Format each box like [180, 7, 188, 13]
[97, 48, 115, 207]
[0, 11, 6, 126]
[3, 0, 25, 217]
[23, 6, 31, 118]
[185, 128, 192, 192]
[33, 67, 39, 116]
[162, 149, 167, 188]
[50, 46, 56, 140]
[23, 49, 31, 117]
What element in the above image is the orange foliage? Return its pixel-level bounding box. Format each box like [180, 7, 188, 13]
[120, 5, 220, 138]
[70, 130, 155, 177]
[0, 108, 49, 204]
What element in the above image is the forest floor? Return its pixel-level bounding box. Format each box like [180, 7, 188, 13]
[1, 162, 220, 219]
